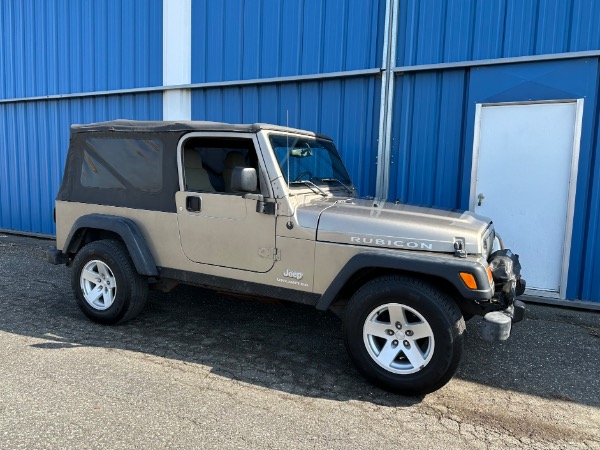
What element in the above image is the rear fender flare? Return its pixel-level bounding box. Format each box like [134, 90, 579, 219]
[64, 214, 158, 277]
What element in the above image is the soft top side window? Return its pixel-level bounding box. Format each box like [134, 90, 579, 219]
[80, 137, 163, 192]
[182, 137, 259, 194]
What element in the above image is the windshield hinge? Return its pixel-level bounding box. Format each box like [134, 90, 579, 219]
[259, 247, 280, 260]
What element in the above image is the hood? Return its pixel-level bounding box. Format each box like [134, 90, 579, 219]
[303, 198, 491, 255]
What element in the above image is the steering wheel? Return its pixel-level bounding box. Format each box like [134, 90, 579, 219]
[293, 171, 313, 182]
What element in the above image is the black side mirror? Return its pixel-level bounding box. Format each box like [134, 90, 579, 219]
[231, 167, 257, 193]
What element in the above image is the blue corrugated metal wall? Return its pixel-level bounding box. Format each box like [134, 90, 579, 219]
[0, 0, 163, 235]
[191, 0, 384, 81]
[582, 88, 600, 303]
[396, 0, 600, 66]
[0, 94, 163, 234]
[190, 0, 385, 197]
[388, 69, 468, 208]
[0, 0, 162, 99]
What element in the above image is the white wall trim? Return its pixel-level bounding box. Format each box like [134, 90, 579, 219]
[163, 0, 192, 120]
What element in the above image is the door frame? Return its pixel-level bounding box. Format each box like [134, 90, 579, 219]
[469, 99, 584, 299]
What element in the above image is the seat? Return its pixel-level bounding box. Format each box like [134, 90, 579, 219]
[223, 151, 248, 192]
[184, 149, 215, 192]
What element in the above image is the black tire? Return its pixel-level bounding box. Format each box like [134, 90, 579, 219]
[343, 275, 465, 395]
[71, 239, 148, 325]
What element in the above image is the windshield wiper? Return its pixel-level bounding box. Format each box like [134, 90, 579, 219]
[318, 178, 354, 194]
[289, 180, 328, 196]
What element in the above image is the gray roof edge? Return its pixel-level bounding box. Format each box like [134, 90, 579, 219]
[70, 120, 333, 140]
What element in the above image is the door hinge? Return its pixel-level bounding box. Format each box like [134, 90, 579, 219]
[259, 247, 280, 260]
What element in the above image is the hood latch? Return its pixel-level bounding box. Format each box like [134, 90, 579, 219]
[454, 238, 467, 258]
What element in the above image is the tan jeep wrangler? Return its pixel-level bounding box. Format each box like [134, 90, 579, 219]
[48, 120, 525, 394]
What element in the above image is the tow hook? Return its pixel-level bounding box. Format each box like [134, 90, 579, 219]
[480, 300, 526, 341]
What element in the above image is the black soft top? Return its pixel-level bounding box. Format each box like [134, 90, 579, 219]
[59, 120, 334, 213]
[70, 120, 332, 140]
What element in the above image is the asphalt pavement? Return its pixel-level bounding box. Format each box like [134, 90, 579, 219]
[1, 234, 599, 449]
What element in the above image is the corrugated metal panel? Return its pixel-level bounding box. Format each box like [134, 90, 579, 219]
[191, 77, 381, 197]
[397, 0, 600, 67]
[388, 69, 467, 208]
[191, 0, 385, 83]
[580, 99, 600, 302]
[0, 93, 163, 235]
[0, 0, 162, 100]
[576, 60, 600, 303]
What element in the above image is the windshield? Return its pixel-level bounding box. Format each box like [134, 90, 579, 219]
[269, 134, 353, 191]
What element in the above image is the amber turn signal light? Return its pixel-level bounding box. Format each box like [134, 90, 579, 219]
[459, 272, 478, 290]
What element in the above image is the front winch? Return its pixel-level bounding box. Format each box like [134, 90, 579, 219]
[480, 249, 526, 341]
[489, 249, 526, 308]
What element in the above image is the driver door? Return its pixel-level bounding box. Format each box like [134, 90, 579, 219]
[176, 133, 276, 273]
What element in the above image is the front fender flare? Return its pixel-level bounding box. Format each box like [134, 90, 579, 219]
[63, 214, 158, 277]
[315, 252, 492, 311]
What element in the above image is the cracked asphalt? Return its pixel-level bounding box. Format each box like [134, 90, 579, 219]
[1, 234, 600, 449]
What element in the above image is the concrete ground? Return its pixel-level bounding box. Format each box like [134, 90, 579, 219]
[0, 233, 599, 449]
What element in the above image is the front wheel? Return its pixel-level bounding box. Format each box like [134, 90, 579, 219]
[71, 239, 148, 325]
[343, 276, 465, 395]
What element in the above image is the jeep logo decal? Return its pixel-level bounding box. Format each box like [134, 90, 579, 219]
[350, 236, 433, 250]
[283, 268, 304, 280]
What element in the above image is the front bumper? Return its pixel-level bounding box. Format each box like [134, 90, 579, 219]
[480, 299, 526, 341]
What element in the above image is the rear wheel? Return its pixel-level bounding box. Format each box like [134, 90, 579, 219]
[71, 239, 148, 325]
[343, 276, 465, 395]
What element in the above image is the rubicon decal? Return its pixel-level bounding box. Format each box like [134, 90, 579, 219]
[350, 236, 434, 250]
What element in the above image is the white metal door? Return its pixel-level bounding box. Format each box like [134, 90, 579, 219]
[471, 101, 583, 297]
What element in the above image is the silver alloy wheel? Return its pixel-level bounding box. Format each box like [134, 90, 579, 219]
[80, 259, 117, 311]
[363, 303, 435, 374]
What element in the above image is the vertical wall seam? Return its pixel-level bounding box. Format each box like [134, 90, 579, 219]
[341, 0, 348, 71]
[375, 0, 400, 200]
[297, 0, 305, 75]
[532, 0, 540, 54]
[499, 0, 508, 57]
[458, 68, 471, 208]
[565, 0, 575, 52]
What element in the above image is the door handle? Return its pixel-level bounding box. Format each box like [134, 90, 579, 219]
[186, 196, 201, 212]
[477, 193, 485, 207]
